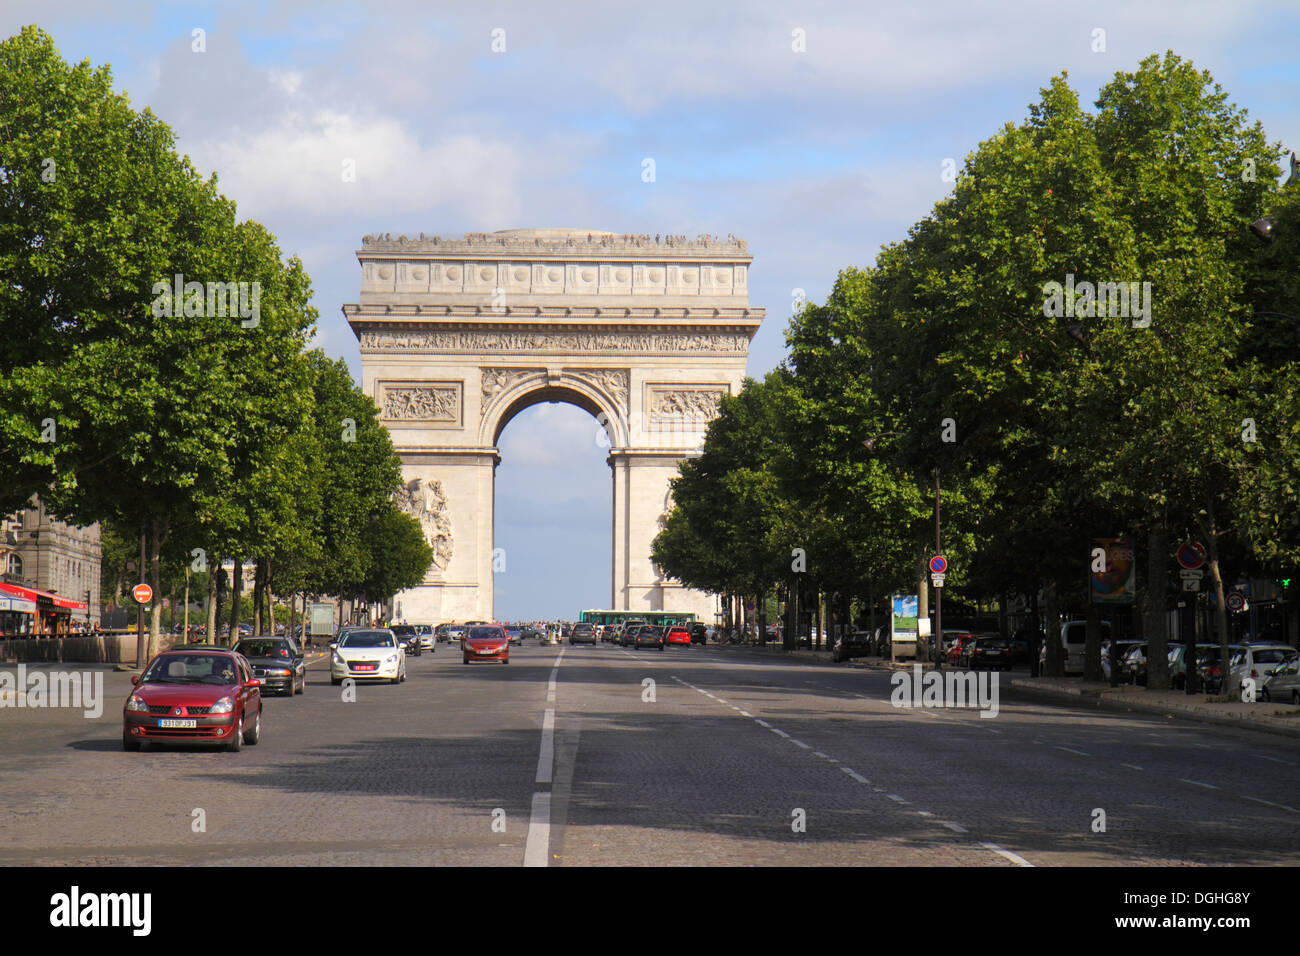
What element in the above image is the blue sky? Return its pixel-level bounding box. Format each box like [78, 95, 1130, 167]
[7, 1, 1298, 619]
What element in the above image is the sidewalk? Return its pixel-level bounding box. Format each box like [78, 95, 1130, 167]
[1008, 676, 1300, 740]
[706, 643, 1300, 740]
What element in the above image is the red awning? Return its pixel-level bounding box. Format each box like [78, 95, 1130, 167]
[0, 582, 87, 611]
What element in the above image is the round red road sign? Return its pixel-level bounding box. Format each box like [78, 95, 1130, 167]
[1176, 541, 1207, 570]
[132, 583, 153, 604]
[1226, 591, 1245, 613]
[930, 555, 948, 574]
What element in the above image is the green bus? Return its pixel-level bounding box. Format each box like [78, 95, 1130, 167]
[579, 609, 696, 629]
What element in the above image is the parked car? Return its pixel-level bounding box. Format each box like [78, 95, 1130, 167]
[463, 624, 510, 664]
[1039, 620, 1113, 675]
[831, 629, 873, 663]
[1260, 657, 1300, 703]
[941, 629, 975, 657]
[330, 629, 407, 684]
[1101, 638, 1144, 682]
[690, 622, 708, 645]
[1229, 643, 1298, 700]
[1197, 645, 1242, 694]
[233, 636, 306, 696]
[960, 634, 1014, 670]
[633, 625, 666, 651]
[946, 634, 978, 667]
[124, 645, 262, 752]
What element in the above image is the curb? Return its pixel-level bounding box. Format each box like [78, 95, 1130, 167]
[1008, 679, 1300, 741]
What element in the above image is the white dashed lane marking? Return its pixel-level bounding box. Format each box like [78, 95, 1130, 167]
[668, 671, 1035, 867]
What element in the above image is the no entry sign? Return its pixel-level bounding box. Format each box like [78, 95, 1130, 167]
[132, 583, 153, 605]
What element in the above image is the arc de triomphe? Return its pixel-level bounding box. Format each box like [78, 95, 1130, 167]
[344, 228, 764, 623]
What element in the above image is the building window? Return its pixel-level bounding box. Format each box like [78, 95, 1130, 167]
[8, 554, 21, 578]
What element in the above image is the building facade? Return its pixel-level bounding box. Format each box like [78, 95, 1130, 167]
[1, 497, 101, 632]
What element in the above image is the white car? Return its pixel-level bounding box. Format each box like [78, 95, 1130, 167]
[1230, 643, 1298, 700]
[330, 628, 407, 685]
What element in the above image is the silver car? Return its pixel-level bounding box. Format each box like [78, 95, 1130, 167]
[1235, 644, 1300, 701]
[1260, 657, 1300, 703]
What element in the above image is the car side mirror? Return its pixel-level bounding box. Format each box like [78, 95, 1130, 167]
[246, 678, 261, 688]
[131, 675, 141, 685]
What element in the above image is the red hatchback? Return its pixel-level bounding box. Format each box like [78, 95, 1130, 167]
[462, 625, 510, 664]
[123, 645, 262, 752]
[666, 626, 691, 646]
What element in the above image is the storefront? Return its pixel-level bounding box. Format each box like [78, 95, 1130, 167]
[0, 583, 88, 636]
[0, 585, 37, 637]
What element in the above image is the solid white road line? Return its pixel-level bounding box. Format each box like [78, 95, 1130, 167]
[536, 708, 556, 784]
[982, 843, 1034, 867]
[523, 792, 551, 867]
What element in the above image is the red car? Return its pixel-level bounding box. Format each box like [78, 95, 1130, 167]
[666, 626, 691, 646]
[462, 624, 510, 664]
[946, 634, 976, 667]
[123, 645, 262, 752]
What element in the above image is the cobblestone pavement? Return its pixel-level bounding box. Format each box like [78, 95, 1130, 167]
[2, 643, 1298, 865]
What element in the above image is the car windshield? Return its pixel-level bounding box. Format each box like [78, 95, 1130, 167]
[468, 627, 504, 640]
[390, 625, 416, 636]
[236, 640, 291, 659]
[339, 631, 395, 648]
[143, 654, 239, 684]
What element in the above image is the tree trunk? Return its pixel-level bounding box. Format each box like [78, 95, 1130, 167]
[252, 558, 264, 635]
[148, 516, 165, 658]
[206, 561, 220, 643]
[1146, 522, 1171, 689]
[230, 557, 243, 647]
[1084, 600, 1103, 682]
[1044, 582, 1062, 677]
[1199, 501, 1234, 700]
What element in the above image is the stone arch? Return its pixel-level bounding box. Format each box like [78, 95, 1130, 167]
[479, 370, 629, 449]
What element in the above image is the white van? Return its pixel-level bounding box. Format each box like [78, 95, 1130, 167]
[1041, 620, 1112, 675]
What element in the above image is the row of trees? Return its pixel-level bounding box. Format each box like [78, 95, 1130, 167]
[1, 27, 431, 657]
[653, 53, 1300, 691]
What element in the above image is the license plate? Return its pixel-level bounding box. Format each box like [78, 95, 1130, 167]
[158, 718, 196, 728]
[478, 648, 496, 655]
[355, 664, 376, 671]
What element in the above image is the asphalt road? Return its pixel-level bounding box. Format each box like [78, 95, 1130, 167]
[2, 641, 1298, 866]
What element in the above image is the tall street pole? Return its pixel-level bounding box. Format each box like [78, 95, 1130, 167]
[934, 467, 943, 670]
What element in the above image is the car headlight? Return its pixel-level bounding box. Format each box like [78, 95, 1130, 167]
[332, 651, 344, 665]
[385, 654, 398, 664]
[268, 668, 291, 676]
[210, 697, 234, 715]
[126, 695, 148, 713]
